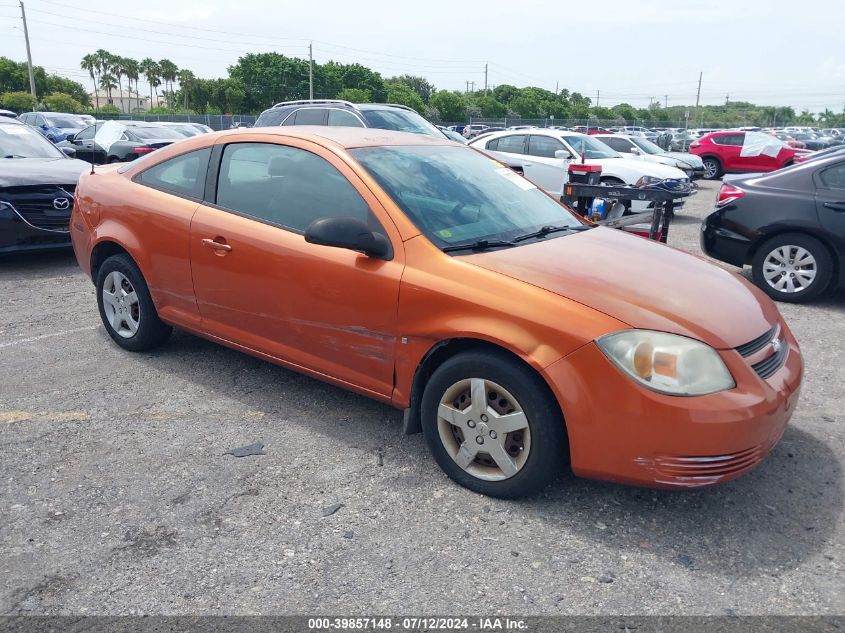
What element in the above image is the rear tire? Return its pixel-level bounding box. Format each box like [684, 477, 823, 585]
[96, 254, 172, 351]
[702, 157, 722, 179]
[420, 350, 567, 498]
[751, 233, 833, 303]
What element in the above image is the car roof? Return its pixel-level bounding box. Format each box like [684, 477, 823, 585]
[221, 125, 455, 149]
[471, 128, 588, 142]
[0, 117, 24, 125]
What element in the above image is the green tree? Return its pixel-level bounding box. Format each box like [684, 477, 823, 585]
[385, 80, 425, 112]
[337, 87, 371, 103]
[474, 94, 506, 117]
[43, 92, 84, 112]
[158, 58, 179, 105]
[139, 58, 160, 106]
[229, 52, 310, 110]
[390, 74, 434, 102]
[0, 91, 37, 112]
[177, 69, 195, 110]
[429, 90, 466, 121]
[123, 58, 140, 108]
[80, 54, 99, 109]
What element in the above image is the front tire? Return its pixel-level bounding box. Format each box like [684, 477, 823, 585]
[752, 233, 833, 303]
[96, 254, 172, 351]
[702, 157, 722, 179]
[420, 350, 567, 498]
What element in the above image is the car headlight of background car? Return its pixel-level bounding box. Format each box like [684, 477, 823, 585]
[635, 175, 662, 187]
[597, 330, 735, 396]
[675, 159, 693, 171]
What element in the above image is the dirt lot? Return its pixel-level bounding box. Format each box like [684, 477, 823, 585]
[1, 179, 843, 616]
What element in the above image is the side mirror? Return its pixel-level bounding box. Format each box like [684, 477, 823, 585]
[60, 146, 76, 157]
[40, 124, 49, 130]
[64, 133, 75, 142]
[629, 146, 640, 155]
[554, 149, 572, 160]
[305, 216, 391, 259]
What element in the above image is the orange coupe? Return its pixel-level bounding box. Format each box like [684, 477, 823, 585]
[71, 127, 802, 498]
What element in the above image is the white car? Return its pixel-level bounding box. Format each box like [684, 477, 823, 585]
[467, 129, 690, 209]
[593, 133, 705, 179]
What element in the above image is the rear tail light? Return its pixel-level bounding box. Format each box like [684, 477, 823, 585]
[133, 146, 156, 155]
[689, 141, 700, 149]
[716, 183, 745, 207]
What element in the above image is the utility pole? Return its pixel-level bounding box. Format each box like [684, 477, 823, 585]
[725, 94, 730, 107]
[664, 94, 668, 109]
[308, 41, 313, 101]
[555, 81, 559, 95]
[19, 1, 37, 106]
[596, 89, 600, 107]
[695, 72, 702, 108]
[470, 81, 475, 92]
[484, 63, 488, 94]
[465, 81, 470, 94]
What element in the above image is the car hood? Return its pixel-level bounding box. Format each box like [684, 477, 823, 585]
[463, 227, 778, 349]
[662, 151, 703, 167]
[0, 157, 90, 187]
[608, 157, 689, 179]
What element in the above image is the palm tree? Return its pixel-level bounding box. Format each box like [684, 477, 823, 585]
[140, 58, 160, 108]
[112, 56, 127, 113]
[94, 49, 114, 103]
[158, 59, 178, 107]
[177, 69, 195, 110]
[99, 72, 118, 106]
[80, 53, 99, 110]
[123, 58, 140, 112]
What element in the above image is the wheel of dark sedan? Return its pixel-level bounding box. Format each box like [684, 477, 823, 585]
[702, 157, 722, 179]
[96, 254, 172, 351]
[420, 350, 567, 498]
[752, 233, 833, 303]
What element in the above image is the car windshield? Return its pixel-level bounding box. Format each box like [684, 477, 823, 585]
[630, 137, 664, 154]
[127, 126, 186, 140]
[0, 124, 64, 158]
[561, 135, 621, 159]
[351, 145, 582, 251]
[45, 114, 86, 128]
[360, 109, 444, 138]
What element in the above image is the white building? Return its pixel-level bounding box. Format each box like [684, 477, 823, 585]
[88, 88, 157, 113]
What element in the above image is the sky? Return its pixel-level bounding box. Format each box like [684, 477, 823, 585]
[1, 0, 844, 113]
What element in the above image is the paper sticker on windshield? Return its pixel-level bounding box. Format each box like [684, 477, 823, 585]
[438, 229, 453, 238]
[496, 167, 536, 190]
[0, 126, 28, 135]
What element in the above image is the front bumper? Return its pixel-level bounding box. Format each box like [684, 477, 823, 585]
[0, 204, 71, 254]
[542, 321, 802, 488]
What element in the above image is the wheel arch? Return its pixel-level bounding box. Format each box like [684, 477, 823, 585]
[402, 337, 568, 447]
[90, 239, 140, 284]
[748, 227, 840, 281]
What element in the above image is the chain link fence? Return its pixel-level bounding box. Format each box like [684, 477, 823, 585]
[92, 112, 257, 131]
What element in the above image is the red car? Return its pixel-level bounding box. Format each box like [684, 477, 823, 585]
[690, 131, 809, 179]
[572, 126, 614, 135]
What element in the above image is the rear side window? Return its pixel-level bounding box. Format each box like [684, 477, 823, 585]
[75, 126, 95, 140]
[291, 108, 327, 125]
[328, 109, 364, 127]
[136, 148, 211, 200]
[215, 142, 374, 233]
[605, 137, 632, 152]
[819, 163, 845, 189]
[485, 138, 499, 150]
[712, 133, 744, 146]
[527, 135, 564, 158]
[495, 135, 526, 154]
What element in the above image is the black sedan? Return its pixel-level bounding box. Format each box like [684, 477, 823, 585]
[69, 121, 185, 164]
[0, 118, 90, 254]
[701, 154, 845, 303]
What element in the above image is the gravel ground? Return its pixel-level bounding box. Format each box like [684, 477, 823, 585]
[0, 179, 842, 616]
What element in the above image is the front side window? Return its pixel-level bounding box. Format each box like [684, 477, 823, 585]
[630, 137, 664, 155]
[216, 142, 373, 233]
[819, 163, 845, 189]
[328, 109, 364, 127]
[136, 148, 211, 199]
[75, 126, 95, 140]
[495, 135, 526, 154]
[712, 133, 744, 146]
[527, 135, 564, 158]
[351, 145, 582, 251]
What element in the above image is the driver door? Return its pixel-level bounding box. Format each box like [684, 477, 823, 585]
[189, 137, 404, 397]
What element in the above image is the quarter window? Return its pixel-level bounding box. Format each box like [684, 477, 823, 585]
[819, 163, 845, 189]
[136, 148, 211, 199]
[291, 108, 327, 125]
[527, 135, 564, 158]
[216, 142, 373, 233]
[495, 135, 526, 154]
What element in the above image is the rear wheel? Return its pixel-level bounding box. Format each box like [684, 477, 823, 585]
[752, 233, 833, 303]
[96, 254, 172, 351]
[421, 350, 567, 498]
[702, 157, 722, 179]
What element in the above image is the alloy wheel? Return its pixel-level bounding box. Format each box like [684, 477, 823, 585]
[102, 270, 141, 338]
[703, 159, 719, 178]
[437, 378, 531, 481]
[762, 245, 817, 294]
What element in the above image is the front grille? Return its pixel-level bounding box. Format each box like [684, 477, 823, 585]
[1, 184, 75, 232]
[654, 444, 765, 480]
[734, 324, 787, 380]
[736, 325, 778, 357]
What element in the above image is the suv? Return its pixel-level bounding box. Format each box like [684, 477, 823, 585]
[690, 131, 810, 179]
[254, 100, 445, 139]
[18, 111, 89, 143]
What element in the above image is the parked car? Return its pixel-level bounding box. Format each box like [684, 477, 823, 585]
[437, 126, 468, 143]
[70, 126, 801, 497]
[702, 153, 845, 302]
[462, 124, 489, 139]
[0, 109, 17, 118]
[18, 111, 89, 143]
[468, 129, 691, 209]
[690, 131, 810, 179]
[159, 121, 207, 137]
[571, 126, 614, 135]
[794, 145, 845, 164]
[790, 133, 829, 151]
[772, 132, 806, 149]
[593, 134, 706, 179]
[670, 132, 696, 152]
[0, 117, 90, 254]
[69, 121, 186, 164]
[254, 99, 447, 140]
[188, 123, 214, 134]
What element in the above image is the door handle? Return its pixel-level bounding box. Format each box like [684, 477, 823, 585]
[823, 201, 845, 212]
[201, 238, 232, 252]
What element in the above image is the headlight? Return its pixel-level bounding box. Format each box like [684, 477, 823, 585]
[596, 330, 735, 396]
[675, 160, 693, 170]
[635, 175, 661, 186]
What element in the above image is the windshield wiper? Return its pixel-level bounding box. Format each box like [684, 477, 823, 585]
[3, 154, 26, 159]
[513, 224, 593, 243]
[442, 239, 517, 253]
